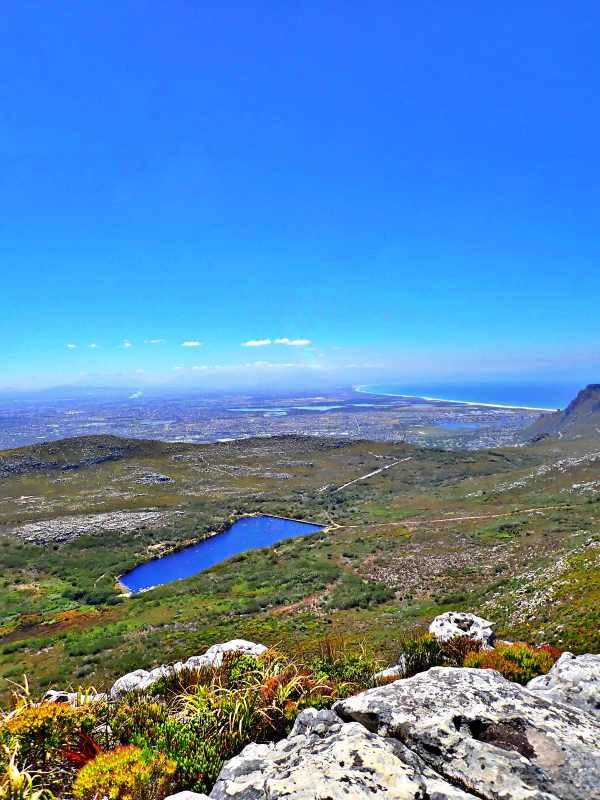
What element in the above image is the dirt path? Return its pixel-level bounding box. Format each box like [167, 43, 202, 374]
[340, 504, 572, 529]
[331, 456, 413, 493]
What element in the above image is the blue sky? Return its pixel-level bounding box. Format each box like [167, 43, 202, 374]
[2, 1, 599, 390]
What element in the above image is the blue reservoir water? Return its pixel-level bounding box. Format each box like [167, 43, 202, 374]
[120, 515, 324, 593]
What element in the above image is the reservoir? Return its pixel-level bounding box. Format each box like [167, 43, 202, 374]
[120, 515, 325, 593]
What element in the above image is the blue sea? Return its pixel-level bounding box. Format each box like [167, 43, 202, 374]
[356, 383, 583, 411]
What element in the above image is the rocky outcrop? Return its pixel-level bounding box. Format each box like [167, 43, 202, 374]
[211, 708, 477, 799]
[110, 640, 267, 698]
[43, 689, 107, 705]
[528, 652, 600, 718]
[334, 666, 600, 800]
[429, 611, 495, 648]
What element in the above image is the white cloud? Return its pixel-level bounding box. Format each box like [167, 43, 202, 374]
[242, 338, 272, 347]
[274, 337, 311, 346]
[144, 338, 166, 345]
[122, 340, 133, 348]
[88, 343, 100, 349]
[66, 343, 77, 349]
[241, 337, 312, 347]
[181, 340, 202, 347]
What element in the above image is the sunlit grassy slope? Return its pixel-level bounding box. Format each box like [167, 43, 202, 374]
[0, 433, 598, 697]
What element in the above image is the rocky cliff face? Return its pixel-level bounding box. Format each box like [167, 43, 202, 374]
[524, 383, 600, 441]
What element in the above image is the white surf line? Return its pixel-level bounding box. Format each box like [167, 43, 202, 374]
[332, 456, 413, 493]
[353, 385, 558, 412]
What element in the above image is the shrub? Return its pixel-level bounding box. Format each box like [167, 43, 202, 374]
[464, 642, 558, 684]
[395, 633, 446, 678]
[464, 649, 527, 683]
[440, 636, 482, 666]
[309, 639, 380, 696]
[111, 699, 168, 744]
[133, 717, 222, 794]
[0, 746, 55, 800]
[327, 575, 394, 610]
[72, 746, 176, 800]
[1, 704, 86, 766]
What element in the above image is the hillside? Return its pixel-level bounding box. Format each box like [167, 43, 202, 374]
[523, 383, 600, 441]
[0, 426, 599, 705]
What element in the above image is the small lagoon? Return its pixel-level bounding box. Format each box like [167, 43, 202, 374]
[120, 515, 325, 593]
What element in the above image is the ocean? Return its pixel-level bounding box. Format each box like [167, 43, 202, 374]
[356, 382, 584, 411]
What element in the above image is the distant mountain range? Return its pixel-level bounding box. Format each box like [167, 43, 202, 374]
[524, 384, 600, 440]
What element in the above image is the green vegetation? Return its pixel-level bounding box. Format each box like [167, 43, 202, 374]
[0, 644, 380, 798]
[0, 432, 598, 699]
[464, 642, 559, 684]
[0, 635, 563, 799]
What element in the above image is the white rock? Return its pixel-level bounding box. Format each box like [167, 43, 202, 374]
[528, 652, 600, 718]
[185, 639, 267, 670]
[210, 707, 476, 799]
[110, 669, 154, 698]
[334, 666, 600, 800]
[110, 640, 267, 697]
[165, 793, 211, 800]
[44, 689, 107, 705]
[429, 611, 495, 648]
[373, 665, 404, 685]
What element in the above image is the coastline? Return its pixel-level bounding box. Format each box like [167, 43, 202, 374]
[353, 384, 558, 413]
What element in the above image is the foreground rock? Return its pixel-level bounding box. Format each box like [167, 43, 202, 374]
[429, 611, 495, 648]
[335, 666, 600, 800]
[110, 640, 267, 698]
[528, 651, 600, 718]
[211, 708, 477, 799]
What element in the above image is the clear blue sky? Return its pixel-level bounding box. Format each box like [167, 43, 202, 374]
[2, 1, 599, 390]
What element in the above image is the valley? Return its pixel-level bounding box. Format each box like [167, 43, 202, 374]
[0, 419, 598, 700]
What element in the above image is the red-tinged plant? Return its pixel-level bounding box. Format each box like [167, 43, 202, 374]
[61, 730, 102, 768]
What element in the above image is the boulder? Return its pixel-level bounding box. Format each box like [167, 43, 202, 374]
[429, 611, 495, 648]
[44, 690, 77, 704]
[165, 793, 211, 800]
[210, 708, 476, 799]
[373, 664, 404, 685]
[528, 652, 600, 718]
[110, 669, 155, 698]
[185, 639, 267, 670]
[110, 640, 267, 698]
[43, 689, 107, 705]
[334, 666, 600, 800]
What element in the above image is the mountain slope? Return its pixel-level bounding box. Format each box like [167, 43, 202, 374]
[523, 384, 600, 440]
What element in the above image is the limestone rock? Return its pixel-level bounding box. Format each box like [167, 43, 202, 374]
[528, 652, 600, 718]
[43, 689, 107, 705]
[210, 707, 476, 799]
[334, 666, 600, 800]
[110, 640, 266, 698]
[429, 611, 495, 648]
[185, 639, 267, 670]
[110, 668, 155, 698]
[373, 664, 404, 685]
[165, 793, 211, 800]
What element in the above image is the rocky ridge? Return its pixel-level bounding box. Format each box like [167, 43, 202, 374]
[59, 614, 599, 800]
[161, 643, 600, 799]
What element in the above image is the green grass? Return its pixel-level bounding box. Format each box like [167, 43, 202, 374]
[0, 433, 598, 699]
